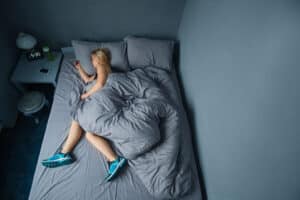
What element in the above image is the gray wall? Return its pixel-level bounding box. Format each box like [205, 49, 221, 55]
[178, 0, 300, 200]
[0, 3, 19, 127]
[8, 0, 186, 47]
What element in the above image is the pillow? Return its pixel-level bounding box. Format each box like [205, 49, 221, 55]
[71, 40, 129, 75]
[124, 36, 175, 71]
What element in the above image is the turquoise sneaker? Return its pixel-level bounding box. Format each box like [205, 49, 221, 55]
[104, 156, 127, 181]
[41, 152, 74, 168]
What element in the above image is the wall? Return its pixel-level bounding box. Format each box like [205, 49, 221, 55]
[0, 2, 19, 127]
[8, 0, 186, 47]
[178, 0, 300, 200]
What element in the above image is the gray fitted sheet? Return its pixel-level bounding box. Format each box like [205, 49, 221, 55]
[28, 51, 202, 200]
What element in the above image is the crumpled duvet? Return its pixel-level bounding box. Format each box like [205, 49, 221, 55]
[68, 66, 192, 199]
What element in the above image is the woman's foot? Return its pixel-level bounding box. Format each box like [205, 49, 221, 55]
[41, 152, 74, 168]
[104, 156, 127, 181]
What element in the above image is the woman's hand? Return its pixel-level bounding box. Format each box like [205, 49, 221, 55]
[74, 60, 81, 70]
[80, 93, 90, 100]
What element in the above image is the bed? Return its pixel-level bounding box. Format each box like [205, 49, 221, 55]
[28, 45, 202, 200]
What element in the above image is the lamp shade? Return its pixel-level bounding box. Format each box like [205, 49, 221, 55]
[16, 32, 37, 50]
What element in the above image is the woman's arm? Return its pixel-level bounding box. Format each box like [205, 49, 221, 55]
[75, 61, 95, 84]
[81, 66, 107, 100]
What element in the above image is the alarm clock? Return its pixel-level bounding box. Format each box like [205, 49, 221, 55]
[26, 48, 44, 61]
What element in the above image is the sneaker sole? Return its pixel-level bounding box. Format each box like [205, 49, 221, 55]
[105, 158, 127, 181]
[42, 158, 74, 168]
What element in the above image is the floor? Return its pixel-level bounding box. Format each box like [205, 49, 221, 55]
[0, 105, 50, 200]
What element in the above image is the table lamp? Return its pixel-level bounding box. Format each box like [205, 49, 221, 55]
[16, 32, 43, 61]
[16, 32, 37, 50]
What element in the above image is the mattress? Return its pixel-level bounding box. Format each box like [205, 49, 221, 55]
[28, 49, 202, 200]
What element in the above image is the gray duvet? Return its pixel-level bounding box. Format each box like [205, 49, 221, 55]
[28, 53, 202, 200]
[70, 65, 191, 198]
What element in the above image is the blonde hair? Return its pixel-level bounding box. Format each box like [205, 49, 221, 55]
[91, 48, 112, 74]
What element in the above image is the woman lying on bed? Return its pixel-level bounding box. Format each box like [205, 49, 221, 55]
[41, 48, 127, 182]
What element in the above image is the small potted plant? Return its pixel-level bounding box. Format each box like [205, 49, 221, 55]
[42, 45, 55, 61]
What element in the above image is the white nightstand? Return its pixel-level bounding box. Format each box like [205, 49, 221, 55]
[11, 51, 63, 92]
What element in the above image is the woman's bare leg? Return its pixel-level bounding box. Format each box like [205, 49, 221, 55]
[85, 132, 118, 162]
[61, 120, 83, 154]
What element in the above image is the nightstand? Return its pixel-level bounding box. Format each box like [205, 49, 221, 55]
[11, 51, 63, 92]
